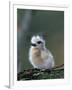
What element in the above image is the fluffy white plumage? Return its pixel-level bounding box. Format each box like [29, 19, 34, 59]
[29, 35, 55, 69]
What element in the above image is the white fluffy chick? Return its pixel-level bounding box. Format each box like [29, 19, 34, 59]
[29, 35, 55, 69]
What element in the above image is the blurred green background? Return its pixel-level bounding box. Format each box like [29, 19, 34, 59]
[17, 9, 64, 73]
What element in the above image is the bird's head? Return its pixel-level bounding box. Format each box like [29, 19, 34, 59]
[31, 35, 45, 49]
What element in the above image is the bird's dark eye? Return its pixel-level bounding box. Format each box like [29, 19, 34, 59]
[37, 41, 42, 44]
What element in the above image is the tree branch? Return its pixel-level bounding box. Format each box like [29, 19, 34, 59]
[17, 64, 64, 80]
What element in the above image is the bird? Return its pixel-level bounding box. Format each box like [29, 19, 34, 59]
[29, 35, 55, 70]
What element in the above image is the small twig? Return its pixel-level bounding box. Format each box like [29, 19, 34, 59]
[52, 64, 64, 70]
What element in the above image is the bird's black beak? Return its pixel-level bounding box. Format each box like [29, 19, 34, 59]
[31, 43, 36, 47]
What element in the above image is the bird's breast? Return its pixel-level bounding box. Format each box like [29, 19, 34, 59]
[41, 50, 49, 60]
[31, 48, 44, 64]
